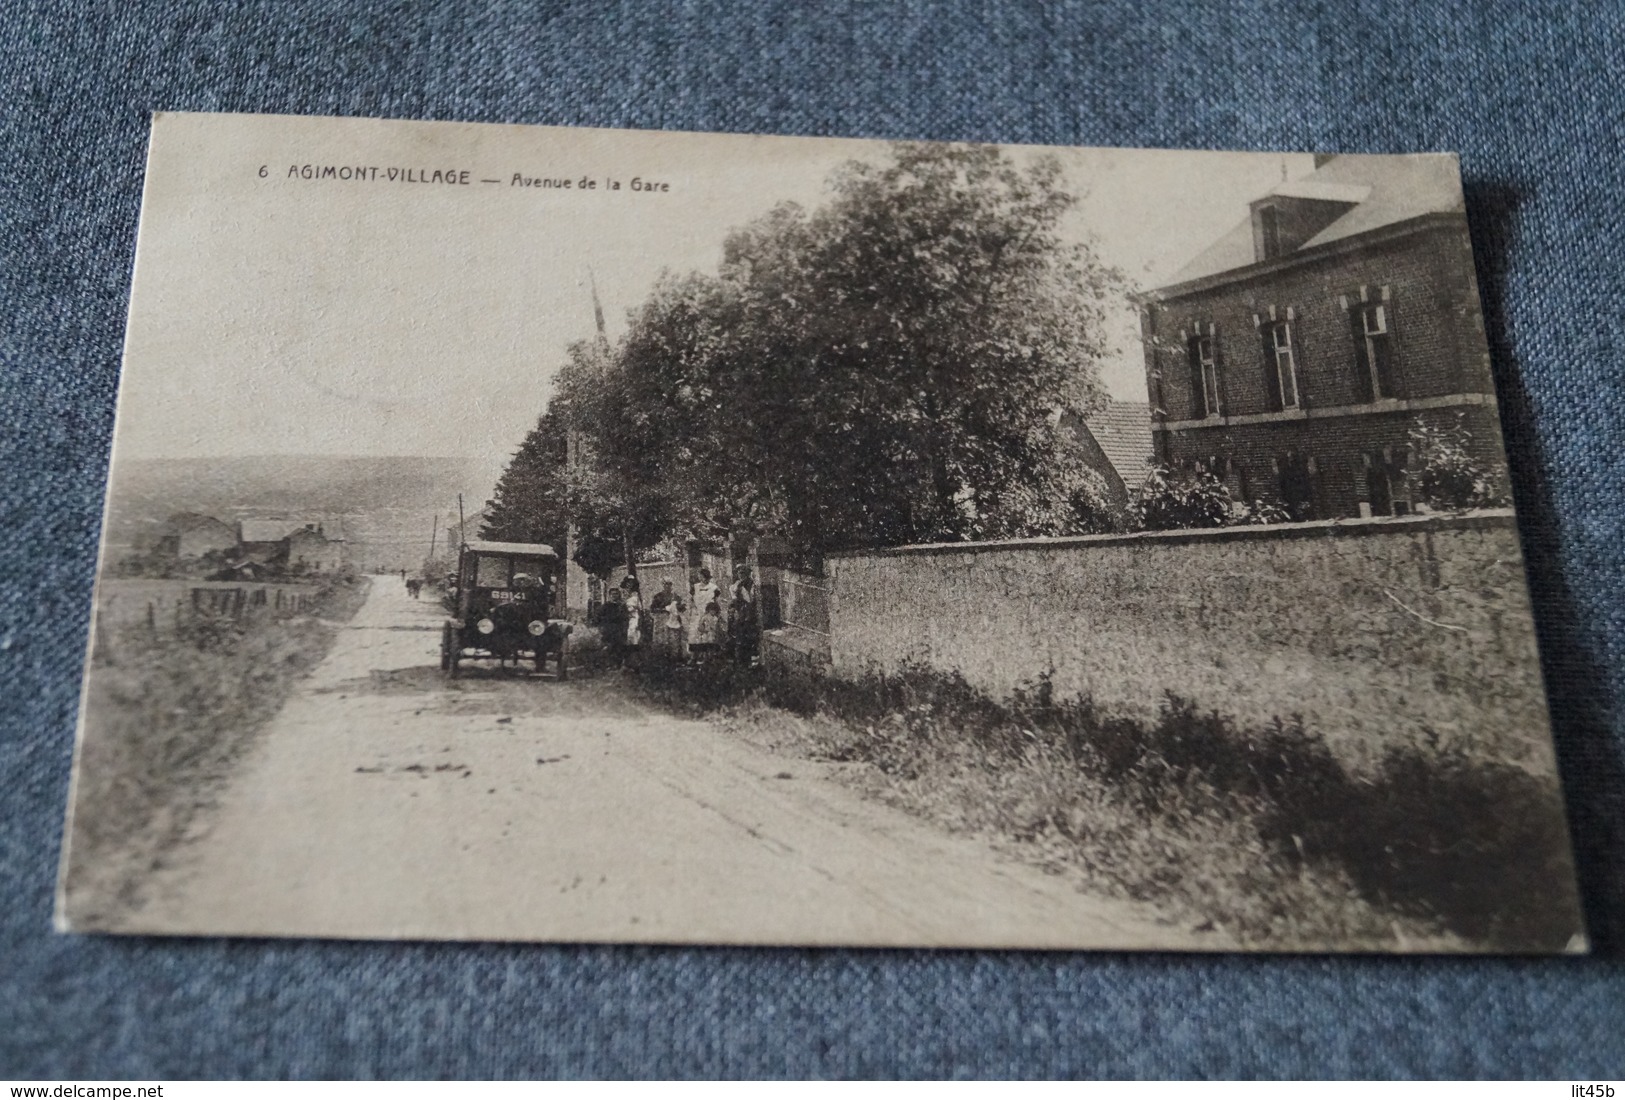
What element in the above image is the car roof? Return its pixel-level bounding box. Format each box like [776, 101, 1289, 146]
[464, 539, 558, 557]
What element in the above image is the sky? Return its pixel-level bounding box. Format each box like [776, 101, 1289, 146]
[114, 112, 1311, 496]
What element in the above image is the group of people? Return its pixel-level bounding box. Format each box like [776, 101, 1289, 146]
[600, 565, 761, 669]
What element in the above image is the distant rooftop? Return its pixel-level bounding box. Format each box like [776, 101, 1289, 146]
[1159, 153, 1466, 289]
[238, 519, 299, 544]
[465, 539, 557, 557]
[238, 517, 344, 544]
[1083, 400, 1153, 490]
[162, 511, 232, 534]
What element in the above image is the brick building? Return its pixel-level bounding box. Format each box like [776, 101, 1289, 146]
[1136, 154, 1504, 519]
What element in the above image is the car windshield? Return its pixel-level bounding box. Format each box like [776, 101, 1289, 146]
[473, 554, 552, 588]
[509, 559, 552, 591]
[473, 554, 511, 587]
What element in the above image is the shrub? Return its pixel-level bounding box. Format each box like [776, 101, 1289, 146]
[1120, 694, 1576, 950]
[630, 658, 1578, 949]
[1231, 498, 1294, 526]
[1132, 464, 1234, 530]
[1317, 742, 1576, 949]
[64, 576, 370, 927]
[1409, 413, 1510, 511]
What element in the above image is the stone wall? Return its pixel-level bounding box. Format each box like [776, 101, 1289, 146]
[826, 510, 1556, 770]
[634, 560, 688, 602]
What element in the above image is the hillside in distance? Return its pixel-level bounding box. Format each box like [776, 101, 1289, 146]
[103, 454, 493, 571]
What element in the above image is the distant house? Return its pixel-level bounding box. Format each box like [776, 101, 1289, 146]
[153, 512, 236, 560]
[1136, 153, 1500, 519]
[233, 518, 347, 574]
[286, 523, 346, 574]
[236, 519, 296, 567]
[1062, 400, 1154, 506]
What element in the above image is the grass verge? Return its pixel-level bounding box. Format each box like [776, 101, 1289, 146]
[60, 576, 370, 928]
[631, 659, 1581, 951]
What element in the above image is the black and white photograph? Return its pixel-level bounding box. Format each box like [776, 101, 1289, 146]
[57, 111, 1586, 953]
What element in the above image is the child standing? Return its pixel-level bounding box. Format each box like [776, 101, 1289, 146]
[691, 598, 726, 662]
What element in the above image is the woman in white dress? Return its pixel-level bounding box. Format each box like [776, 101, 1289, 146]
[689, 567, 720, 647]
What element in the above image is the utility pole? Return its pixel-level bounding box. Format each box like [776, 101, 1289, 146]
[559, 269, 614, 618]
[565, 421, 584, 619]
[589, 267, 609, 350]
[428, 514, 437, 563]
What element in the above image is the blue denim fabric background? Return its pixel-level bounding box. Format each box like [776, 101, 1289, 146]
[2, 0, 1622, 1079]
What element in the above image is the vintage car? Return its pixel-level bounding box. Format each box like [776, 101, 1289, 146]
[440, 539, 572, 678]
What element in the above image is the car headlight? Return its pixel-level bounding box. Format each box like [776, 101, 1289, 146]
[476, 618, 495, 635]
[527, 620, 546, 636]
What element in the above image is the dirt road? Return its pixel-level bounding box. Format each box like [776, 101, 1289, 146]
[131, 579, 1201, 948]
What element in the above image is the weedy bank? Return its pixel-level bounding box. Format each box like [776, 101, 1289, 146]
[61, 575, 370, 927]
[634, 660, 1578, 951]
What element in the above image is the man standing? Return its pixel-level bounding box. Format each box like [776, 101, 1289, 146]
[729, 566, 760, 668]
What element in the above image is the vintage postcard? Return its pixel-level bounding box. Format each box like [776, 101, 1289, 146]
[57, 111, 1586, 953]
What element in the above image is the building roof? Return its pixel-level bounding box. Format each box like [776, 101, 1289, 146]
[238, 519, 301, 544]
[1082, 400, 1154, 489]
[464, 539, 558, 557]
[238, 517, 345, 544]
[1161, 153, 1465, 289]
[163, 511, 233, 535]
[287, 526, 344, 544]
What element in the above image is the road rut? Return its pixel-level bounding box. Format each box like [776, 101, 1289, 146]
[131, 579, 1202, 948]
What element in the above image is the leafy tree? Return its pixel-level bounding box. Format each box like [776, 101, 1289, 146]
[579, 141, 1122, 558]
[481, 408, 572, 548]
[550, 339, 675, 574]
[486, 342, 671, 580]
